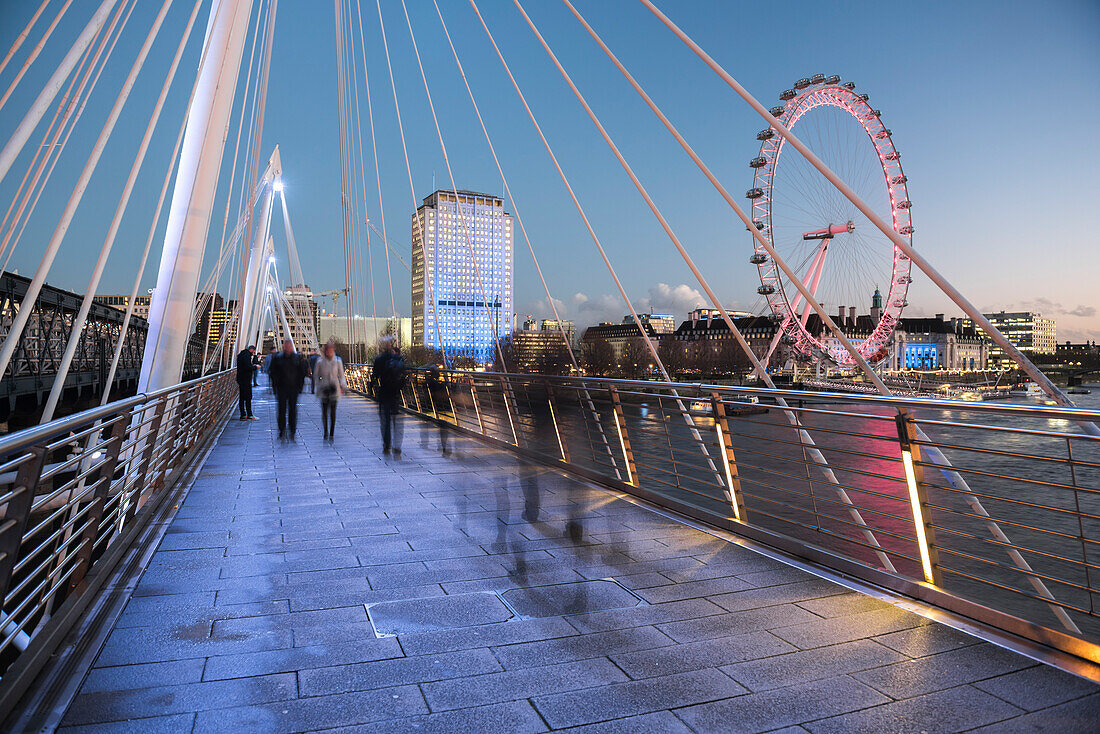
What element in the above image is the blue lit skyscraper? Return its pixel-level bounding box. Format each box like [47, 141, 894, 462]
[412, 190, 513, 363]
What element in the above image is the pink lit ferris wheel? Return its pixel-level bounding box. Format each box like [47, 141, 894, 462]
[747, 74, 913, 368]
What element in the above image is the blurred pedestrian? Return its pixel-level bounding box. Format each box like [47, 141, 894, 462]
[251, 349, 261, 386]
[268, 338, 309, 441]
[315, 340, 347, 441]
[427, 365, 450, 455]
[235, 345, 257, 421]
[370, 338, 406, 455]
[308, 349, 320, 394]
[263, 346, 277, 392]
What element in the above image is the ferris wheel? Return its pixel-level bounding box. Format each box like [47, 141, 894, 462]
[746, 74, 913, 368]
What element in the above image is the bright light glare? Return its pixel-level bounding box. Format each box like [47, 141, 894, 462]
[269, 255, 276, 264]
[901, 450, 936, 584]
[273, 180, 284, 192]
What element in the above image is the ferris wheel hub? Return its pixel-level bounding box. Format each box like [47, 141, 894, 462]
[802, 221, 855, 240]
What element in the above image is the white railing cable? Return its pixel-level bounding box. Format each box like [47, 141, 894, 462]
[400, 0, 511, 372]
[0, 0, 159, 384]
[0, 0, 54, 83]
[0, 0, 117, 187]
[42, 0, 204, 423]
[353, 0, 397, 328]
[374, 0, 450, 366]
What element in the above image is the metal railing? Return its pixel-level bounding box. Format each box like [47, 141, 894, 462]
[347, 366, 1100, 664]
[0, 370, 235, 704]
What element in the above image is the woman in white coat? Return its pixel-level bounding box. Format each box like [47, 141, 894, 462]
[314, 340, 347, 441]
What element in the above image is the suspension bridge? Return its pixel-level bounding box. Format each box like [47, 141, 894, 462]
[0, 1, 1097, 731]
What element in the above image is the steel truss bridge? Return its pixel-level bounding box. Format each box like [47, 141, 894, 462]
[0, 272, 204, 421]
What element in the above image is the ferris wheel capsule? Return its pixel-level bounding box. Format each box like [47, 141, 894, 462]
[756, 129, 776, 141]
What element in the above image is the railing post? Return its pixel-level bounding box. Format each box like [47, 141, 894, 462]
[895, 413, 942, 585]
[444, 379, 460, 429]
[0, 443, 48, 605]
[711, 393, 747, 522]
[547, 383, 569, 462]
[411, 374, 423, 414]
[608, 386, 637, 486]
[470, 380, 486, 435]
[128, 400, 166, 524]
[69, 414, 128, 594]
[500, 374, 519, 445]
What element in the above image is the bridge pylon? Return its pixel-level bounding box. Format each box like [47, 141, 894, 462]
[139, 0, 255, 392]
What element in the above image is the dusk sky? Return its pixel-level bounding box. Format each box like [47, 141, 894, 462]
[2, 0, 1098, 338]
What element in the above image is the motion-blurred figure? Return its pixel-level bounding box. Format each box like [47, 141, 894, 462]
[370, 338, 406, 455]
[427, 365, 450, 455]
[314, 340, 347, 441]
[235, 345, 257, 421]
[268, 338, 309, 441]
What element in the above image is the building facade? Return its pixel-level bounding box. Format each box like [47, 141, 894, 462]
[412, 190, 513, 363]
[962, 311, 1056, 367]
[318, 316, 412, 352]
[94, 294, 152, 320]
[891, 316, 988, 371]
[281, 285, 319, 351]
[511, 319, 574, 373]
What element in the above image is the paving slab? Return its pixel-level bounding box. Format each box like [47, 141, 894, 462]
[49, 392, 1098, 732]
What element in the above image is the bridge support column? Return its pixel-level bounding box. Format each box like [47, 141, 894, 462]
[139, 0, 255, 392]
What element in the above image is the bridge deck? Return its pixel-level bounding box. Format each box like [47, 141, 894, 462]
[56, 391, 1098, 732]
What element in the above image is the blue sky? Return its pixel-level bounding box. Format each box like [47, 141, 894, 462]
[2, 0, 1098, 338]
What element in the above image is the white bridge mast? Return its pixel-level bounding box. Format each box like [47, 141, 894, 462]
[139, 0, 255, 391]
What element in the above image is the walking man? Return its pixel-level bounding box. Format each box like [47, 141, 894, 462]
[251, 349, 261, 386]
[269, 338, 309, 441]
[308, 349, 320, 394]
[236, 345, 257, 421]
[370, 339, 406, 455]
[314, 340, 347, 441]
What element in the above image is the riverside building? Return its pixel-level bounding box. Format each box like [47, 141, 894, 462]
[412, 190, 513, 363]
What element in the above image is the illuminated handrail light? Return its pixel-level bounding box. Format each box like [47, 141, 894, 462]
[896, 415, 935, 584]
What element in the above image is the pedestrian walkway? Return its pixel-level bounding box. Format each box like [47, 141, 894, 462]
[56, 391, 1099, 732]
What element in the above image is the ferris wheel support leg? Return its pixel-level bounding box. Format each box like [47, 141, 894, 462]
[140, 0, 255, 392]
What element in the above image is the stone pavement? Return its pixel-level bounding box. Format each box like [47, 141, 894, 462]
[57, 389, 1100, 732]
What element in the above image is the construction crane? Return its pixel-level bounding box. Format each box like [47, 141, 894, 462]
[314, 287, 350, 316]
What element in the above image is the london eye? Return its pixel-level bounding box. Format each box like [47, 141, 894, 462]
[747, 74, 913, 368]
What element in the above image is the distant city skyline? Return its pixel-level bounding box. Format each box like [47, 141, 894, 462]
[1, 1, 1097, 342]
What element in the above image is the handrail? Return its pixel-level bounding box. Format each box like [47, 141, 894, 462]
[0, 369, 235, 710]
[346, 364, 1100, 667]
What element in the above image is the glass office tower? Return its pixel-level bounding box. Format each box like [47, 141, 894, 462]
[412, 190, 513, 363]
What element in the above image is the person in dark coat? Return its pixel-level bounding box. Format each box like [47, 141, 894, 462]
[369, 339, 406, 455]
[268, 338, 309, 440]
[236, 345, 257, 420]
[251, 350, 262, 385]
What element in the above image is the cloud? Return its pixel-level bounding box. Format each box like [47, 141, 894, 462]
[635, 283, 707, 316]
[982, 298, 1098, 321]
[522, 282, 751, 330]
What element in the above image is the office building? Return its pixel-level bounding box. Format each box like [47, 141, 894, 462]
[412, 190, 513, 363]
[962, 311, 1056, 367]
[94, 293, 152, 320]
[318, 315, 412, 351]
[511, 319, 575, 373]
[281, 285, 319, 351]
